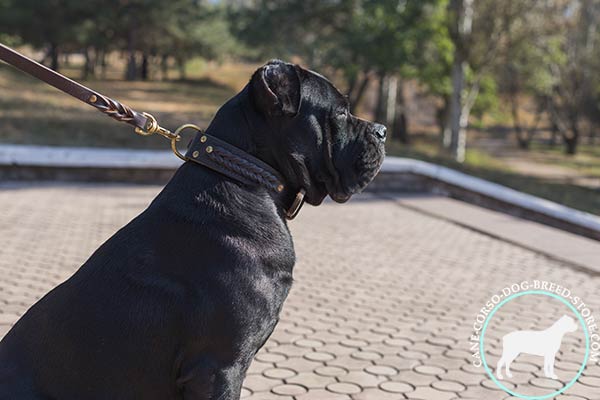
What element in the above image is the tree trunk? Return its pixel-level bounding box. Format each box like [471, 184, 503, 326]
[453, 81, 479, 162]
[141, 52, 149, 81]
[447, 58, 465, 153]
[375, 73, 387, 123]
[549, 116, 559, 148]
[98, 49, 107, 80]
[161, 55, 169, 81]
[347, 74, 358, 102]
[455, 100, 470, 162]
[386, 75, 398, 130]
[588, 124, 597, 145]
[49, 42, 59, 71]
[393, 80, 409, 143]
[564, 136, 578, 155]
[125, 31, 137, 81]
[564, 117, 579, 155]
[446, 0, 474, 162]
[82, 47, 95, 80]
[510, 93, 529, 149]
[437, 95, 450, 146]
[349, 74, 371, 114]
[176, 57, 186, 80]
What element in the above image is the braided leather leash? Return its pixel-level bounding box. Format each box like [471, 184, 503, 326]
[0, 43, 305, 219]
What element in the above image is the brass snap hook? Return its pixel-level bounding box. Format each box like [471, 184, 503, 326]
[135, 112, 179, 140]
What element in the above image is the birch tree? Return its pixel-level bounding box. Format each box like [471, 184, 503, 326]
[444, 0, 539, 161]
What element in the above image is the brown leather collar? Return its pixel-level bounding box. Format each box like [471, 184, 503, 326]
[184, 129, 305, 219]
[0, 43, 305, 219]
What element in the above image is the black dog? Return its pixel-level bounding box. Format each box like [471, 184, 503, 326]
[0, 60, 385, 399]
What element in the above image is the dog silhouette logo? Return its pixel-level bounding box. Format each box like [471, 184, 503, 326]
[496, 315, 578, 380]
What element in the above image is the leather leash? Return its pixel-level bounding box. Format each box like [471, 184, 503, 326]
[0, 43, 305, 219]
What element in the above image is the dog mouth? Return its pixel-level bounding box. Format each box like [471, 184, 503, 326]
[331, 192, 352, 203]
[327, 137, 385, 203]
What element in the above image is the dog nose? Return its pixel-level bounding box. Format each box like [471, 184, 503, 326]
[373, 124, 386, 141]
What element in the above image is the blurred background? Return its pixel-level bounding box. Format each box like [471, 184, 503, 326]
[0, 0, 599, 215]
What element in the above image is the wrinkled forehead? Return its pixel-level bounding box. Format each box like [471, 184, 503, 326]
[301, 69, 348, 109]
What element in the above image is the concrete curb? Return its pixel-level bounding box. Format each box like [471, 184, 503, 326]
[0, 144, 181, 169]
[380, 157, 600, 239]
[1, 144, 598, 240]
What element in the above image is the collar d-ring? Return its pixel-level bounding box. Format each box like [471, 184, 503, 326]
[285, 189, 306, 220]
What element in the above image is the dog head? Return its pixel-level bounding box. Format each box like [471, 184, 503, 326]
[557, 315, 578, 333]
[248, 60, 386, 205]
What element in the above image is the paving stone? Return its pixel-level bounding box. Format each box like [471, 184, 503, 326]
[414, 364, 447, 376]
[351, 350, 383, 361]
[340, 339, 369, 348]
[273, 357, 323, 374]
[352, 388, 407, 400]
[407, 386, 457, 400]
[391, 370, 439, 386]
[315, 365, 349, 378]
[578, 375, 600, 387]
[384, 337, 413, 347]
[296, 389, 351, 400]
[529, 376, 565, 390]
[304, 351, 336, 362]
[240, 387, 252, 398]
[244, 392, 293, 400]
[287, 371, 337, 388]
[263, 367, 297, 380]
[247, 360, 274, 375]
[342, 370, 386, 388]
[379, 381, 414, 393]
[255, 352, 287, 363]
[458, 385, 509, 399]
[327, 354, 373, 370]
[295, 338, 326, 348]
[326, 382, 363, 395]
[432, 380, 467, 392]
[364, 365, 399, 377]
[271, 383, 308, 396]
[242, 374, 283, 393]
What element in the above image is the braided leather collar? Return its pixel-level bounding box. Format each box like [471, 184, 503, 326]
[185, 130, 305, 219]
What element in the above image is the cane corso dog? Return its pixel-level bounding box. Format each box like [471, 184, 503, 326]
[0, 60, 385, 399]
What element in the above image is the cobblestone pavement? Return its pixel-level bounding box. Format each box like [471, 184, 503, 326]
[1, 184, 599, 399]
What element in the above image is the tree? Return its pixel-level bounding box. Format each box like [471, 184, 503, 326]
[0, 0, 92, 71]
[544, 0, 600, 154]
[342, 0, 447, 142]
[495, 1, 562, 149]
[444, 0, 540, 161]
[230, 0, 445, 142]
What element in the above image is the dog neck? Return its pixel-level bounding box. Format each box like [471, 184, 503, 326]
[155, 88, 298, 221]
[201, 86, 257, 154]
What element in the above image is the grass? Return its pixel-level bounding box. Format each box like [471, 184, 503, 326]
[527, 142, 600, 179]
[0, 61, 256, 149]
[386, 139, 600, 215]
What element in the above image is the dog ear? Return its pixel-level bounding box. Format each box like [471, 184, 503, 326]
[250, 60, 301, 117]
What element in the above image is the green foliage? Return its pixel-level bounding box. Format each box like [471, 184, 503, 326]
[0, 0, 246, 76]
[470, 73, 497, 119]
[413, 0, 454, 98]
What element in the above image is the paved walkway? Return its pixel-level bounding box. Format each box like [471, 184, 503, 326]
[0, 184, 599, 399]
[391, 193, 600, 272]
